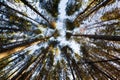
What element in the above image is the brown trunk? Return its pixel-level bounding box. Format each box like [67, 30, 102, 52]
[20, 0, 50, 24]
[73, 34, 120, 41]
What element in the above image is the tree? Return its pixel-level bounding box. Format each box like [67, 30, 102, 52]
[0, 0, 120, 80]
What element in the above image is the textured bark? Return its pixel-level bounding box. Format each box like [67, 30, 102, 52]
[73, 34, 120, 41]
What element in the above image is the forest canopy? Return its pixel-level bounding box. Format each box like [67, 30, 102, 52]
[0, 0, 120, 80]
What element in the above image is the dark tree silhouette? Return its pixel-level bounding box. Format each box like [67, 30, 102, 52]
[0, 0, 120, 80]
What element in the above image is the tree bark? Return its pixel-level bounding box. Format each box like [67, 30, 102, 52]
[0, 2, 41, 24]
[72, 34, 120, 41]
[20, 0, 49, 24]
[74, 0, 111, 26]
[0, 36, 50, 53]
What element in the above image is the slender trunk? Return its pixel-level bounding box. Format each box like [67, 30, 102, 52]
[0, 27, 21, 32]
[84, 19, 120, 29]
[90, 62, 116, 80]
[85, 21, 120, 30]
[0, 16, 25, 25]
[72, 34, 120, 41]
[62, 46, 76, 80]
[0, 2, 41, 25]
[71, 58, 83, 80]
[74, 0, 111, 25]
[67, 58, 75, 80]
[20, 0, 50, 24]
[76, 0, 96, 17]
[82, 58, 120, 64]
[11, 47, 48, 80]
[20, 0, 56, 29]
[0, 36, 50, 53]
[0, 12, 31, 31]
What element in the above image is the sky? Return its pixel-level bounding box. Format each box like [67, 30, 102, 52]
[4, 0, 120, 58]
[1, 0, 120, 79]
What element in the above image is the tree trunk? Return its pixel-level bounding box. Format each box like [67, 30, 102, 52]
[72, 34, 120, 41]
[74, 0, 111, 26]
[0, 2, 41, 24]
[20, 0, 50, 24]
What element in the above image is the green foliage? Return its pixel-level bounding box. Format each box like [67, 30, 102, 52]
[40, 0, 60, 17]
[101, 8, 120, 21]
[66, 0, 82, 16]
[8, 14, 31, 30]
[0, 0, 120, 80]
[65, 19, 74, 30]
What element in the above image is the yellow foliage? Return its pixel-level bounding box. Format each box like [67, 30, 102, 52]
[101, 8, 120, 21]
[50, 21, 56, 29]
[33, 29, 42, 34]
[107, 0, 115, 5]
[74, 20, 80, 27]
[55, 48, 59, 56]
[49, 46, 60, 56]
[14, 0, 21, 3]
[9, 16, 14, 21]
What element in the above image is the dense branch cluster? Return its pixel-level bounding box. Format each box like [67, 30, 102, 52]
[0, 0, 120, 80]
